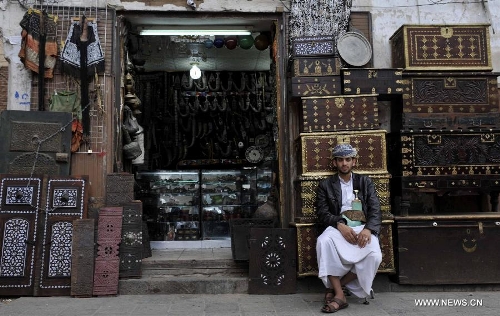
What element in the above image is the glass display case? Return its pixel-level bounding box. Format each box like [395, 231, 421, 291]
[201, 168, 257, 239]
[256, 168, 273, 205]
[135, 171, 200, 241]
[135, 168, 273, 241]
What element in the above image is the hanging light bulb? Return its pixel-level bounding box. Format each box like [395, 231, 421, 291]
[190, 63, 201, 79]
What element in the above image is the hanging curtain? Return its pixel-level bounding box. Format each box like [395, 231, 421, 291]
[18, 8, 58, 78]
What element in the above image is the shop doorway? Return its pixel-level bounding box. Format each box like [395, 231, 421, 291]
[118, 13, 283, 248]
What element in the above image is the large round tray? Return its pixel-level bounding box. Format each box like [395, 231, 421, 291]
[337, 32, 372, 66]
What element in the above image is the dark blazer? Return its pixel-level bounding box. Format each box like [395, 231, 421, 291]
[315, 172, 381, 235]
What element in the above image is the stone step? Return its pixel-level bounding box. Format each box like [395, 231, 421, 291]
[119, 248, 249, 294]
[119, 275, 249, 295]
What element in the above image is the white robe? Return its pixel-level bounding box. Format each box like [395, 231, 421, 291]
[316, 225, 382, 298]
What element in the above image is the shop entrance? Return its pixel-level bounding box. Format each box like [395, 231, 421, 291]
[119, 13, 282, 248]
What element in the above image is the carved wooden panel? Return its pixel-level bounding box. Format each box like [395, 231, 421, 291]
[390, 24, 492, 70]
[248, 228, 297, 294]
[93, 207, 123, 296]
[0, 110, 72, 176]
[105, 173, 134, 206]
[119, 201, 143, 279]
[0, 176, 43, 296]
[71, 219, 95, 297]
[36, 177, 88, 296]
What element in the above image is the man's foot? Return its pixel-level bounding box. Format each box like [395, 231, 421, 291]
[321, 297, 348, 313]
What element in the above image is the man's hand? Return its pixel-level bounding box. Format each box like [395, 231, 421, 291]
[356, 228, 372, 248]
[337, 222, 358, 245]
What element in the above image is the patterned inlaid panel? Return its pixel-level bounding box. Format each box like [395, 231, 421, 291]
[248, 228, 297, 294]
[401, 132, 500, 176]
[93, 207, 123, 296]
[37, 177, 88, 296]
[299, 130, 388, 176]
[295, 173, 392, 221]
[390, 24, 492, 70]
[301, 94, 380, 132]
[71, 219, 95, 297]
[0, 176, 43, 296]
[120, 201, 143, 279]
[401, 72, 499, 114]
[292, 220, 395, 277]
[292, 36, 336, 57]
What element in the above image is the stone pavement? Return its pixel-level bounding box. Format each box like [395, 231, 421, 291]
[2, 291, 500, 316]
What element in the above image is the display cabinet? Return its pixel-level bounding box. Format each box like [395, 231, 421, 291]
[201, 169, 257, 239]
[136, 168, 273, 241]
[135, 171, 200, 241]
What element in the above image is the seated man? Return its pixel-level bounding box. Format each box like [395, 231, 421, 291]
[315, 143, 382, 313]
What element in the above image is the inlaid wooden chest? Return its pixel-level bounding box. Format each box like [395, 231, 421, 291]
[394, 175, 500, 215]
[342, 68, 404, 95]
[295, 174, 392, 222]
[396, 214, 500, 284]
[291, 220, 395, 277]
[299, 130, 388, 176]
[400, 131, 500, 176]
[292, 57, 341, 77]
[390, 24, 492, 70]
[301, 94, 380, 132]
[291, 76, 341, 97]
[292, 35, 336, 57]
[401, 72, 499, 114]
[402, 112, 500, 131]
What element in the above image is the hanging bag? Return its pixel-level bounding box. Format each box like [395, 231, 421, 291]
[122, 106, 140, 135]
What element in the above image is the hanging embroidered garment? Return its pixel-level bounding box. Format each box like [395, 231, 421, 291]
[60, 19, 105, 78]
[18, 8, 58, 78]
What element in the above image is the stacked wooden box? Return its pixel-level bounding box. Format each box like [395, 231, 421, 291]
[389, 24, 500, 284]
[290, 36, 401, 276]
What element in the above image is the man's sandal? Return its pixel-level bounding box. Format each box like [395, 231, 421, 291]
[321, 297, 349, 313]
[324, 289, 335, 304]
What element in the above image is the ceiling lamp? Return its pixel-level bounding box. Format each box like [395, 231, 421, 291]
[139, 25, 253, 36]
[190, 63, 201, 79]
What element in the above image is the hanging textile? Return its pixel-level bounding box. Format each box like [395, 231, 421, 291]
[49, 90, 84, 152]
[60, 18, 105, 78]
[18, 8, 58, 78]
[289, 0, 352, 38]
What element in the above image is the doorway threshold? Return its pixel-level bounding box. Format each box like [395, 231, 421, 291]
[150, 239, 231, 249]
